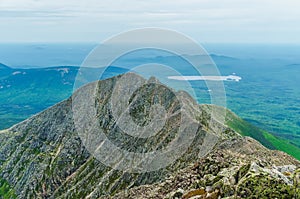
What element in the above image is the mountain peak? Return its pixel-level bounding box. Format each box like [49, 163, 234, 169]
[0, 73, 299, 198]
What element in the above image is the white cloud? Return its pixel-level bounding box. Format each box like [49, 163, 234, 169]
[0, 0, 300, 42]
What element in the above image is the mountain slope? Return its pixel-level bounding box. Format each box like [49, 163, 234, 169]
[0, 63, 11, 70]
[201, 105, 300, 160]
[111, 137, 300, 199]
[0, 73, 299, 198]
[0, 73, 224, 198]
[0, 63, 12, 78]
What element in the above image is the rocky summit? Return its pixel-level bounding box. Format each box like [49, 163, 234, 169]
[0, 73, 299, 198]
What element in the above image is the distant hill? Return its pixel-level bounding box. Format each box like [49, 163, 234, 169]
[210, 53, 238, 61]
[0, 63, 10, 70]
[0, 63, 12, 77]
[286, 64, 300, 67]
[0, 65, 128, 129]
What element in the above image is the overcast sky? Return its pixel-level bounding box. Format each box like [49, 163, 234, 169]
[0, 0, 300, 43]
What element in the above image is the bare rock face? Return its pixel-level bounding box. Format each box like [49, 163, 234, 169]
[0, 73, 299, 198]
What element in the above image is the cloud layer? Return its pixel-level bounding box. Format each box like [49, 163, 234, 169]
[1, 0, 300, 42]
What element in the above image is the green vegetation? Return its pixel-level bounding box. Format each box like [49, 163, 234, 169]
[263, 132, 300, 160]
[225, 107, 300, 160]
[237, 173, 300, 198]
[200, 104, 300, 160]
[0, 65, 128, 130]
[225, 108, 276, 149]
[0, 178, 16, 199]
[0, 67, 74, 129]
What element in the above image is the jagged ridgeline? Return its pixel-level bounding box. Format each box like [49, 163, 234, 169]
[0, 73, 299, 198]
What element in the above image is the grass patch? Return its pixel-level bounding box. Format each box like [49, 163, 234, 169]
[225, 107, 300, 160]
[263, 132, 300, 160]
[201, 105, 300, 161]
[0, 177, 16, 199]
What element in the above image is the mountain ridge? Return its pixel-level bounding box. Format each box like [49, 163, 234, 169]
[0, 73, 299, 198]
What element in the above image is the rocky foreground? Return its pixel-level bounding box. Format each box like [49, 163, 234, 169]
[0, 73, 299, 198]
[111, 137, 300, 199]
